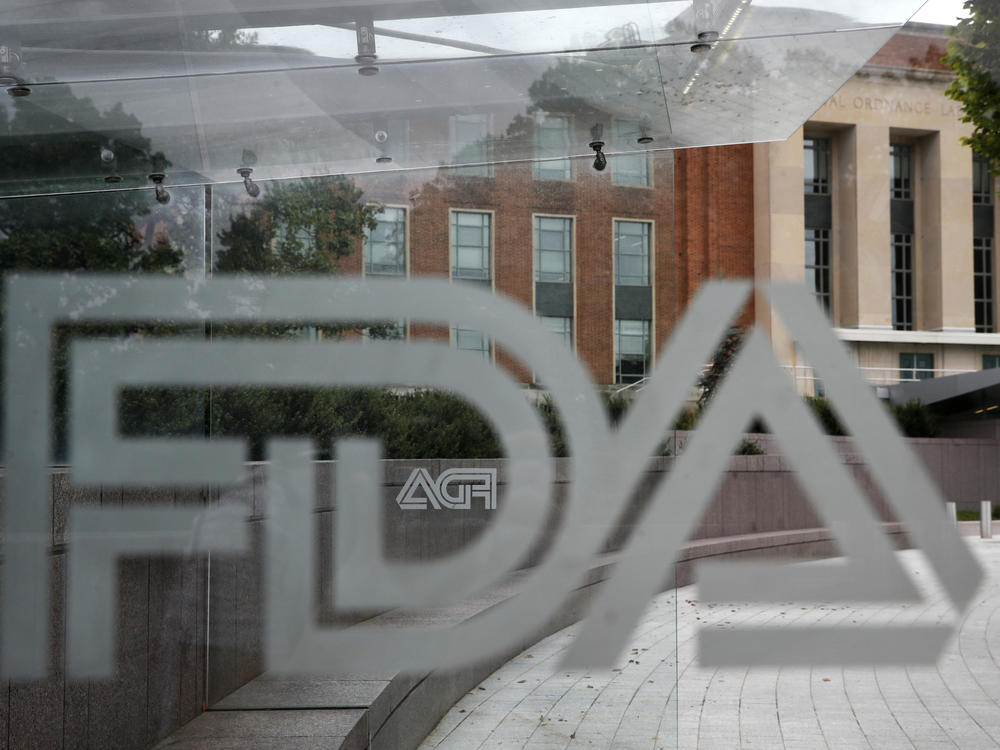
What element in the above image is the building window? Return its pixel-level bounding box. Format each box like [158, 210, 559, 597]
[540, 315, 572, 348]
[612, 120, 650, 187]
[984, 354, 1000, 369]
[890, 143, 913, 201]
[534, 216, 573, 282]
[450, 113, 490, 176]
[451, 211, 491, 281]
[453, 327, 491, 360]
[899, 352, 933, 381]
[614, 220, 651, 286]
[892, 233, 914, 331]
[534, 114, 572, 180]
[805, 228, 831, 315]
[803, 137, 831, 195]
[615, 319, 650, 384]
[975, 237, 995, 333]
[364, 206, 406, 276]
[974, 152, 993, 206]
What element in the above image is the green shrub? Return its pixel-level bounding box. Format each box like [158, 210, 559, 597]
[672, 405, 699, 431]
[805, 396, 846, 436]
[735, 437, 765, 455]
[602, 392, 630, 425]
[887, 398, 939, 438]
[536, 396, 568, 457]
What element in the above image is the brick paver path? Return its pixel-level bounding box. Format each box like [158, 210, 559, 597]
[421, 539, 1000, 749]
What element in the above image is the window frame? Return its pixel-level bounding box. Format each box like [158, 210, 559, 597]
[974, 152, 993, 206]
[890, 142, 914, 201]
[613, 219, 653, 287]
[533, 214, 574, 283]
[615, 318, 651, 385]
[363, 204, 408, 277]
[451, 326, 492, 361]
[899, 352, 933, 381]
[533, 113, 573, 181]
[805, 227, 831, 315]
[975, 236, 995, 333]
[892, 232, 914, 331]
[450, 112, 492, 177]
[611, 119, 651, 188]
[449, 209, 493, 283]
[539, 315, 573, 349]
[803, 136, 831, 195]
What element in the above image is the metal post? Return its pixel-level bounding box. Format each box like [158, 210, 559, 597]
[946, 501, 957, 526]
[981, 501, 993, 539]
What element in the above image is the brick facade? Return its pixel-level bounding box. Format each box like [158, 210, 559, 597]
[350, 143, 755, 386]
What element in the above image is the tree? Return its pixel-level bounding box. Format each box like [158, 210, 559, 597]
[215, 177, 378, 274]
[697, 324, 746, 410]
[945, 2, 1000, 166]
[210, 176, 385, 458]
[0, 87, 195, 459]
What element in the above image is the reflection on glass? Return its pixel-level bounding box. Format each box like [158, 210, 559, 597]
[450, 113, 492, 176]
[534, 114, 573, 181]
[612, 120, 651, 187]
[0, 186, 206, 458]
[365, 206, 407, 276]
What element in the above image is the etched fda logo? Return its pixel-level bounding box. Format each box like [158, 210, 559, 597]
[0, 274, 981, 680]
[396, 468, 497, 510]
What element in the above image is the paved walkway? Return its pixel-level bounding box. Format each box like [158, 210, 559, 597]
[421, 538, 1000, 749]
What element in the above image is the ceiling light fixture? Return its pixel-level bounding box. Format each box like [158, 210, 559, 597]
[148, 173, 170, 205]
[237, 167, 260, 198]
[589, 123, 607, 171]
[355, 12, 379, 76]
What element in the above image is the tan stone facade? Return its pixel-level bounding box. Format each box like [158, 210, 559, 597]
[755, 23, 1000, 393]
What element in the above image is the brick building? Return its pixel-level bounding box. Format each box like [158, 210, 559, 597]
[341, 134, 754, 387]
[336, 22, 998, 398]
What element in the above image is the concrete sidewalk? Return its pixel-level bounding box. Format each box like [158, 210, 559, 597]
[421, 539, 1000, 749]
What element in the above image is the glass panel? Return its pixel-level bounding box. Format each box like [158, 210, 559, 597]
[7, 13, 989, 750]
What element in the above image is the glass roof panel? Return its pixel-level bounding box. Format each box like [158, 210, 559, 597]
[0, 1, 929, 197]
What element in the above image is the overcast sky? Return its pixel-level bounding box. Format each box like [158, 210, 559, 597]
[911, 0, 968, 24]
[256, 0, 971, 60]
